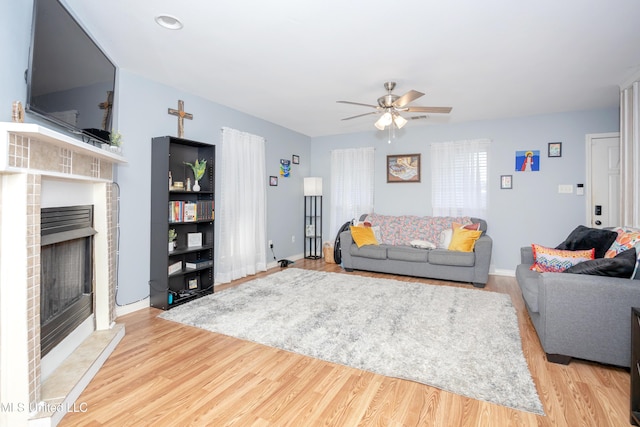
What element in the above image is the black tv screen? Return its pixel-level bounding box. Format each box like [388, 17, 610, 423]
[26, 0, 116, 144]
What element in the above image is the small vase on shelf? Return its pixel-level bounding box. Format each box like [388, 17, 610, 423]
[193, 180, 200, 192]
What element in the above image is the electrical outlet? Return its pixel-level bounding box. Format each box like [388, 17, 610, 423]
[268, 240, 273, 248]
[291, 235, 295, 243]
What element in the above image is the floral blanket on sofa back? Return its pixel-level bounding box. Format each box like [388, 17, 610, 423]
[364, 214, 473, 246]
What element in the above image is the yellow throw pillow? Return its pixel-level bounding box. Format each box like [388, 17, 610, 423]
[448, 227, 482, 252]
[350, 226, 379, 248]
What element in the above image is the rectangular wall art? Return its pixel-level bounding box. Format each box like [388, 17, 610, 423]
[387, 154, 421, 183]
[515, 150, 540, 172]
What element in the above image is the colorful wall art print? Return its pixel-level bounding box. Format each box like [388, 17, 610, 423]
[515, 150, 540, 172]
[280, 159, 291, 177]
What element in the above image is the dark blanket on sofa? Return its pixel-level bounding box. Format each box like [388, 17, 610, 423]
[555, 225, 618, 259]
[563, 247, 637, 278]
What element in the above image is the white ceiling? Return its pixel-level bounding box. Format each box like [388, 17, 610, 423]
[63, 0, 640, 138]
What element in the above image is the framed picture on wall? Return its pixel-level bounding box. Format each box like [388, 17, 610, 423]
[269, 176, 278, 186]
[387, 154, 421, 183]
[548, 142, 562, 157]
[500, 175, 513, 189]
[292, 154, 300, 164]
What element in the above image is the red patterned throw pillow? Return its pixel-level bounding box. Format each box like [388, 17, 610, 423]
[530, 244, 595, 273]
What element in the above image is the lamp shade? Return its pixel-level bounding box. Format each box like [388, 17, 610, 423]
[304, 177, 323, 196]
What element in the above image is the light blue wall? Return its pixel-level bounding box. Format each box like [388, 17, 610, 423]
[311, 108, 619, 272]
[114, 71, 310, 304]
[0, 0, 32, 116]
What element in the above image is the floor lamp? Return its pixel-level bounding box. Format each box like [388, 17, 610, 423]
[304, 177, 322, 259]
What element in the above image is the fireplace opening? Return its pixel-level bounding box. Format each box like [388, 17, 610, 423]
[40, 205, 96, 356]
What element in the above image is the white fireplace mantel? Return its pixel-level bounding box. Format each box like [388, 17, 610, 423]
[0, 122, 125, 427]
[0, 122, 127, 181]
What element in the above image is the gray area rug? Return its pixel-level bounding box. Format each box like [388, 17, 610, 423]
[159, 269, 544, 415]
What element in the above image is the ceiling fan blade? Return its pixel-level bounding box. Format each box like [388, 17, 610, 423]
[392, 90, 424, 108]
[405, 106, 452, 114]
[337, 100, 379, 109]
[341, 111, 379, 121]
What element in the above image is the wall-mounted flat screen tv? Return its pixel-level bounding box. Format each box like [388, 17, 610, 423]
[26, 0, 116, 144]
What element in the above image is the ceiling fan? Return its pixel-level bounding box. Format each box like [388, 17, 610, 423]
[337, 82, 452, 131]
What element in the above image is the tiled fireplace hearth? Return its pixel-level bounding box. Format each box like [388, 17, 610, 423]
[0, 122, 127, 426]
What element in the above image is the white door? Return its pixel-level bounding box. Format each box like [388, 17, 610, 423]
[587, 134, 620, 228]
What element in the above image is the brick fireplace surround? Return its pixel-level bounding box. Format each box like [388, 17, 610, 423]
[0, 122, 127, 426]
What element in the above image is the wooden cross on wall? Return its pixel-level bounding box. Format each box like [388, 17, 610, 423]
[168, 100, 193, 138]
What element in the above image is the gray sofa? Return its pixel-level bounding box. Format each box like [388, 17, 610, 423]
[340, 217, 492, 287]
[516, 246, 640, 367]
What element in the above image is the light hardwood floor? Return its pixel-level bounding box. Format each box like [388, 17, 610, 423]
[60, 260, 630, 426]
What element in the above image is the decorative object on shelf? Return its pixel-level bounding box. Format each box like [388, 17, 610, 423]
[292, 154, 300, 164]
[167, 99, 193, 138]
[269, 176, 278, 186]
[109, 130, 122, 153]
[280, 159, 291, 177]
[169, 229, 177, 252]
[11, 101, 24, 123]
[186, 177, 191, 191]
[515, 150, 540, 171]
[187, 277, 199, 290]
[387, 154, 421, 183]
[304, 177, 323, 259]
[168, 260, 182, 275]
[184, 158, 207, 191]
[305, 224, 315, 237]
[500, 175, 513, 189]
[187, 232, 203, 248]
[172, 181, 184, 190]
[548, 142, 562, 158]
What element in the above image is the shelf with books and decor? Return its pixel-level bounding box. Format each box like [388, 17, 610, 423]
[149, 136, 215, 309]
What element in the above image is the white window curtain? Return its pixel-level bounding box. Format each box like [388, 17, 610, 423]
[430, 139, 490, 218]
[329, 147, 375, 235]
[620, 80, 640, 228]
[215, 127, 267, 284]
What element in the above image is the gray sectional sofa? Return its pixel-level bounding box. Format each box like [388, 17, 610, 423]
[516, 245, 640, 367]
[340, 216, 492, 287]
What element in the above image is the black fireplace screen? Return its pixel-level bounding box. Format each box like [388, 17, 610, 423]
[40, 205, 95, 356]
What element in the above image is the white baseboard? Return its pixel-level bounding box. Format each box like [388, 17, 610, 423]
[115, 297, 149, 317]
[491, 269, 515, 277]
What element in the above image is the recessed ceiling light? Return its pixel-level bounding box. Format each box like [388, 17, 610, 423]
[155, 14, 183, 30]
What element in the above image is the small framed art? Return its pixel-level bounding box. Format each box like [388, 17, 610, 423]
[269, 176, 278, 186]
[548, 142, 562, 158]
[500, 175, 513, 189]
[292, 154, 300, 164]
[187, 232, 203, 248]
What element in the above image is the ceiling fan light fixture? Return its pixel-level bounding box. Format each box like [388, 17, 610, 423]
[393, 114, 407, 129]
[375, 112, 393, 130]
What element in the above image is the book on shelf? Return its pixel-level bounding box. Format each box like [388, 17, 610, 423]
[168, 201, 215, 223]
[185, 259, 213, 270]
[168, 261, 182, 275]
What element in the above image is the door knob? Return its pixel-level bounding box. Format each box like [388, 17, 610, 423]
[595, 220, 602, 226]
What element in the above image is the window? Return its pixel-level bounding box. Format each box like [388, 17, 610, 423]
[329, 147, 375, 234]
[430, 139, 490, 218]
